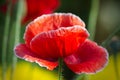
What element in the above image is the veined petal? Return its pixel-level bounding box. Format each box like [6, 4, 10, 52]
[14, 44, 58, 70]
[24, 13, 85, 47]
[30, 26, 89, 59]
[64, 39, 108, 74]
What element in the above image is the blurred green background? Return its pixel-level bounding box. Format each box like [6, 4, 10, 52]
[0, 0, 120, 80]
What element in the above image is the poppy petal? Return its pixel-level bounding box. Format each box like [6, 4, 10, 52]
[14, 44, 58, 70]
[64, 39, 108, 74]
[30, 26, 89, 59]
[24, 13, 85, 47]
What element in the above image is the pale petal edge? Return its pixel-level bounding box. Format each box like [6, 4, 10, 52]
[14, 44, 58, 70]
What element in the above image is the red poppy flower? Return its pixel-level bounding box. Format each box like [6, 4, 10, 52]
[14, 13, 108, 74]
[0, 0, 60, 24]
[22, 0, 60, 23]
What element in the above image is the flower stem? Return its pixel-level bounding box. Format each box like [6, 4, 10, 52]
[58, 59, 63, 80]
[10, 0, 23, 80]
[88, 0, 100, 40]
[101, 25, 120, 47]
[2, 1, 12, 80]
[76, 73, 88, 80]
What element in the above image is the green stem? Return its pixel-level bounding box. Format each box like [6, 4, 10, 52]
[88, 0, 100, 40]
[101, 26, 120, 47]
[2, 1, 12, 80]
[11, 0, 23, 80]
[76, 73, 88, 80]
[58, 59, 63, 80]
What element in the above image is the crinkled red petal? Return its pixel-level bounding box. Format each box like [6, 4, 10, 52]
[24, 13, 85, 47]
[64, 39, 108, 74]
[30, 26, 89, 59]
[14, 44, 58, 70]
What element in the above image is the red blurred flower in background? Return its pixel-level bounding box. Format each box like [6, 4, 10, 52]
[0, 0, 60, 24]
[14, 13, 108, 74]
[23, 0, 60, 23]
[0, 0, 17, 13]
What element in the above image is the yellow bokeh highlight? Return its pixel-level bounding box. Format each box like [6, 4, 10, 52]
[88, 53, 120, 80]
[0, 62, 58, 80]
[1, 53, 120, 80]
